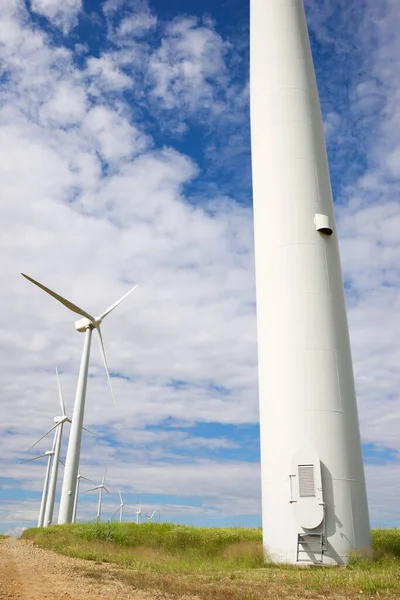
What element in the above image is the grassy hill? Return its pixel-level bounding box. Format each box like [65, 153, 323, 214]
[22, 523, 400, 599]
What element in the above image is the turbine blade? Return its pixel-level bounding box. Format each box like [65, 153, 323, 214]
[20, 453, 48, 464]
[28, 421, 60, 451]
[59, 459, 65, 466]
[118, 488, 123, 504]
[82, 427, 100, 437]
[98, 284, 139, 321]
[96, 327, 116, 405]
[55, 367, 66, 416]
[21, 274, 95, 321]
[111, 508, 120, 519]
[103, 487, 111, 495]
[84, 487, 100, 493]
[80, 476, 92, 482]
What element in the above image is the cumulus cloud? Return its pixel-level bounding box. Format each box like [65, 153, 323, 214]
[149, 17, 230, 114]
[30, 0, 82, 34]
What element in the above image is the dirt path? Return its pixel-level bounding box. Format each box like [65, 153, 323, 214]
[0, 537, 156, 600]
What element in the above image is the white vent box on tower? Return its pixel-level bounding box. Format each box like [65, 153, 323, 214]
[314, 214, 333, 236]
[291, 450, 324, 529]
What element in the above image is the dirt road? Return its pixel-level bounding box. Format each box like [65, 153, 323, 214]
[0, 537, 155, 600]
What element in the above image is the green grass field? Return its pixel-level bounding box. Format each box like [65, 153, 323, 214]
[22, 523, 400, 599]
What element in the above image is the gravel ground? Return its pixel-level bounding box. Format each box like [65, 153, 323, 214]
[0, 537, 159, 600]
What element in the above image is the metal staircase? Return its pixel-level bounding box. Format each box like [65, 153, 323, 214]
[296, 532, 325, 564]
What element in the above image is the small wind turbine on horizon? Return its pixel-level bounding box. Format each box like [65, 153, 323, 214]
[111, 488, 136, 523]
[72, 470, 92, 524]
[21, 273, 138, 524]
[134, 505, 142, 524]
[144, 509, 157, 522]
[85, 469, 111, 523]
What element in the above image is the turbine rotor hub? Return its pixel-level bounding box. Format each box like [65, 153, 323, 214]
[74, 316, 102, 332]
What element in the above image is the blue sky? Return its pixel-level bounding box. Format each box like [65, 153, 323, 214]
[1, 0, 400, 535]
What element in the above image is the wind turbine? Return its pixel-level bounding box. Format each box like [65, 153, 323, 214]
[23, 368, 69, 528]
[72, 470, 92, 524]
[85, 469, 111, 523]
[134, 505, 142, 525]
[21, 273, 138, 524]
[21, 447, 55, 527]
[111, 488, 136, 523]
[144, 509, 157, 522]
[27, 368, 94, 527]
[43, 368, 70, 527]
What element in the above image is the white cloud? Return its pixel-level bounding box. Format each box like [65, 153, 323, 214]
[323, 111, 341, 139]
[40, 82, 87, 126]
[82, 105, 150, 163]
[149, 17, 229, 113]
[86, 55, 133, 92]
[118, 12, 157, 37]
[30, 0, 82, 34]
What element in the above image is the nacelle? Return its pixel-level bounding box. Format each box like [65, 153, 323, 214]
[75, 317, 92, 332]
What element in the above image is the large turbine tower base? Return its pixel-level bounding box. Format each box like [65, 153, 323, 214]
[250, 0, 371, 564]
[58, 328, 92, 524]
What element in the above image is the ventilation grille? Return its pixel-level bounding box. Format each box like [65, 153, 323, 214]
[298, 464, 315, 498]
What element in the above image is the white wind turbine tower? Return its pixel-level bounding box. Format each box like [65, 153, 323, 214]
[250, 0, 371, 563]
[72, 470, 92, 524]
[21, 447, 55, 527]
[85, 469, 111, 523]
[21, 273, 138, 524]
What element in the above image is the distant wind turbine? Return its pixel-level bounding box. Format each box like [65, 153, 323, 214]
[21, 447, 55, 527]
[43, 368, 70, 527]
[72, 470, 93, 524]
[134, 505, 142, 525]
[21, 273, 138, 524]
[27, 368, 97, 527]
[85, 469, 111, 522]
[111, 488, 136, 523]
[144, 509, 157, 522]
[24, 367, 69, 528]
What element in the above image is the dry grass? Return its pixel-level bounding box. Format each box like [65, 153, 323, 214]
[22, 524, 400, 599]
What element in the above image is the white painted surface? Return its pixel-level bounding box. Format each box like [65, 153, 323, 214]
[38, 453, 53, 528]
[58, 328, 92, 524]
[44, 423, 63, 526]
[250, 0, 371, 563]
